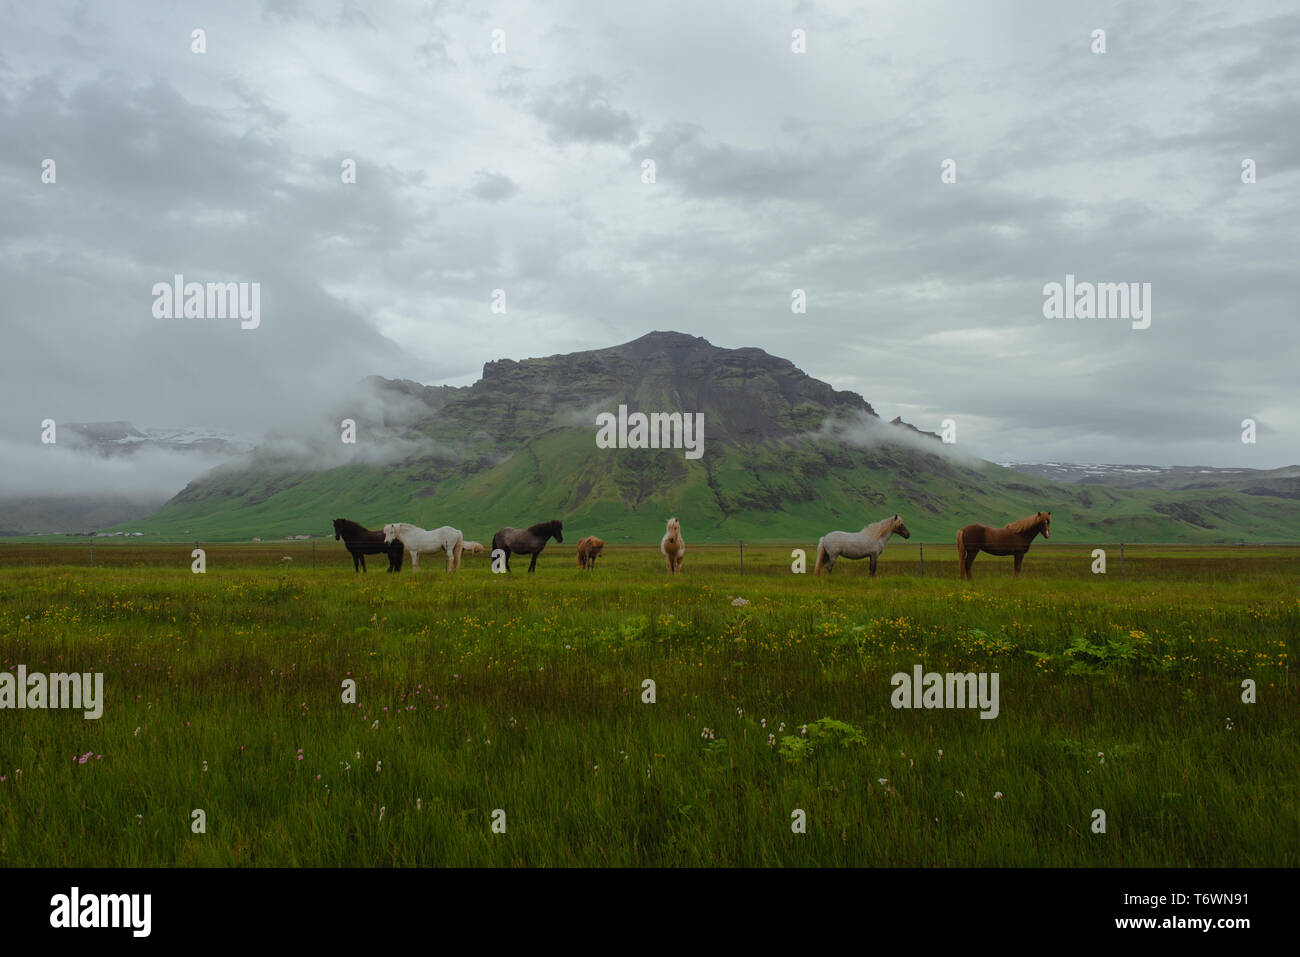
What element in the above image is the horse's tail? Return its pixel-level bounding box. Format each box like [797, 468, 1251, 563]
[814, 538, 827, 576]
[453, 534, 463, 572]
[956, 527, 965, 579]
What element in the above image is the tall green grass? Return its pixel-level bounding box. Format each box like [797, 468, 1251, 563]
[0, 544, 1295, 866]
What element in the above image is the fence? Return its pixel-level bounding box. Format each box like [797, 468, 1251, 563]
[2, 539, 1297, 581]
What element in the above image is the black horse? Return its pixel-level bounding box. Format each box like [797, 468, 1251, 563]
[491, 520, 563, 573]
[333, 518, 403, 573]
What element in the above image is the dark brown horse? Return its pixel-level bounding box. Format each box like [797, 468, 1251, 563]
[956, 511, 1051, 579]
[333, 518, 403, 573]
[492, 520, 563, 573]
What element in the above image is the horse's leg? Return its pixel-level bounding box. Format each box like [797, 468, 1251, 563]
[352, 551, 361, 573]
[527, 550, 539, 573]
[410, 550, 419, 572]
[1013, 552, 1023, 578]
[869, 553, 878, 577]
[359, 553, 366, 573]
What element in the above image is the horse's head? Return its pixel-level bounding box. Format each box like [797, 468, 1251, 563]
[551, 520, 564, 544]
[893, 515, 911, 539]
[382, 523, 398, 544]
[333, 518, 343, 540]
[589, 537, 605, 556]
[1039, 511, 1051, 538]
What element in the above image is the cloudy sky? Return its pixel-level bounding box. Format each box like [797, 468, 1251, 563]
[2, 0, 1296, 498]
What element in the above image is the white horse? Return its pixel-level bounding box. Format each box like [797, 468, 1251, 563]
[382, 523, 464, 572]
[815, 514, 910, 576]
[661, 517, 685, 575]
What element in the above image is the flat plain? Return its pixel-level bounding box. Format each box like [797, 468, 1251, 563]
[0, 541, 1295, 866]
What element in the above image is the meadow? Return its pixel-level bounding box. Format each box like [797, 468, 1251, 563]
[0, 540, 1296, 866]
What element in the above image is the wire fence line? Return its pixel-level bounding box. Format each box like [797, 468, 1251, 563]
[2, 539, 1297, 579]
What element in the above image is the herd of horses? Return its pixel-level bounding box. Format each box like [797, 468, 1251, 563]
[333, 510, 1053, 579]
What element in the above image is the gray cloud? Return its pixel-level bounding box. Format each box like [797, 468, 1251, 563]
[0, 0, 1294, 511]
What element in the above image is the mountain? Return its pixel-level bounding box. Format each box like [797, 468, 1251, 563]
[1004, 463, 1300, 499]
[60, 421, 254, 458]
[101, 332, 1300, 543]
[0, 423, 256, 535]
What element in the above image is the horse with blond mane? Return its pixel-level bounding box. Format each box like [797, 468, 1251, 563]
[576, 536, 605, 570]
[382, 522, 464, 572]
[815, 514, 910, 576]
[661, 518, 685, 574]
[956, 511, 1051, 579]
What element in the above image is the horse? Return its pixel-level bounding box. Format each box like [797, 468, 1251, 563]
[814, 514, 910, 576]
[576, 536, 605, 570]
[956, 511, 1051, 579]
[661, 518, 685, 575]
[333, 518, 403, 573]
[491, 520, 563, 573]
[382, 523, 464, 573]
[462, 541, 487, 556]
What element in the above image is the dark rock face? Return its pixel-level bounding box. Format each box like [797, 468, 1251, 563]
[397, 330, 879, 450]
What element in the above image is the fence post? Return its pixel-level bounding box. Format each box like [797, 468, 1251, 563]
[739, 540, 744, 576]
[89, 543, 93, 567]
[1120, 543, 1125, 580]
[919, 542, 924, 579]
[313, 541, 317, 571]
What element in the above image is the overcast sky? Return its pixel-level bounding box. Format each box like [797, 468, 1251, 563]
[2, 0, 1296, 494]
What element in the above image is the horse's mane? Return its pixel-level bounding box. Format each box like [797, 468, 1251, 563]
[334, 518, 368, 533]
[527, 519, 562, 536]
[861, 515, 896, 536]
[1004, 512, 1047, 533]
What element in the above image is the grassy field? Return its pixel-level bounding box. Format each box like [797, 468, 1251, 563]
[0, 541, 1296, 866]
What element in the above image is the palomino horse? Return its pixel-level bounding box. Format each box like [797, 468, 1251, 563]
[333, 518, 403, 573]
[661, 518, 685, 574]
[382, 523, 464, 572]
[576, 536, 605, 570]
[815, 514, 910, 576]
[491, 520, 563, 573]
[956, 511, 1051, 579]
[461, 541, 487, 556]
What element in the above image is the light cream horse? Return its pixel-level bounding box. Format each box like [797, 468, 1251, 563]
[461, 541, 487, 556]
[814, 514, 910, 576]
[382, 523, 464, 572]
[661, 517, 685, 574]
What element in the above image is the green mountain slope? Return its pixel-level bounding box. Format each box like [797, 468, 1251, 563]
[113, 332, 1300, 543]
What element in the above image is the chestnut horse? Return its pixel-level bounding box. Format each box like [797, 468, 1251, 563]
[333, 518, 403, 573]
[576, 536, 605, 570]
[661, 518, 685, 575]
[491, 519, 563, 573]
[956, 511, 1051, 579]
